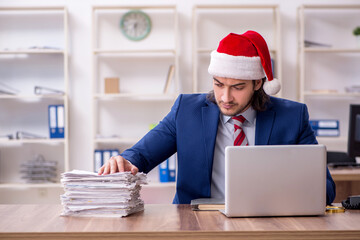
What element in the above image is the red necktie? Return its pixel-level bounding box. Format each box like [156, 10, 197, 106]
[232, 115, 248, 146]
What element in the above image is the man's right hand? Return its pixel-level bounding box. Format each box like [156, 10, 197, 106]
[98, 155, 139, 175]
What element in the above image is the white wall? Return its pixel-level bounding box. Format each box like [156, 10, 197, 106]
[1, 0, 359, 203]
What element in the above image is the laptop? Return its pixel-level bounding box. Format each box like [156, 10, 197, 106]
[221, 145, 326, 217]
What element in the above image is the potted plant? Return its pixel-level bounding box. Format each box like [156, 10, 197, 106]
[353, 26, 360, 47]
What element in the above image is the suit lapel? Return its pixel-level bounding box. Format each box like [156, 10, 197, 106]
[255, 107, 275, 145]
[202, 101, 220, 183]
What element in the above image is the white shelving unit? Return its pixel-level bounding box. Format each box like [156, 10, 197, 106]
[0, 7, 69, 189]
[298, 5, 360, 151]
[91, 5, 178, 186]
[192, 5, 282, 96]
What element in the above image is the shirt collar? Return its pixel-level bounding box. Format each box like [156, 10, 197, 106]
[221, 107, 256, 126]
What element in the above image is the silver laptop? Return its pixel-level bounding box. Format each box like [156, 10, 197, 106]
[221, 145, 326, 217]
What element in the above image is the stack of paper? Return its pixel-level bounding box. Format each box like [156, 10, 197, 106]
[20, 155, 57, 183]
[60, 170, 147, 217]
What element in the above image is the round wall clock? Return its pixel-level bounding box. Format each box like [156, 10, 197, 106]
[120, 10, 152, 41]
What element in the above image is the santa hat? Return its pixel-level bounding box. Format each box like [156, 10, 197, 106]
[208, 31, 280, 95]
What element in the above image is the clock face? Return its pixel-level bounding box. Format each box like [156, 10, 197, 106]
[120, 10, 151, 41]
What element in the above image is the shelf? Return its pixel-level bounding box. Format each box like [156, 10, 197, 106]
[0, 6, 70, 199]
[94, 137, 139, 144]
[197, 48, 278, 53]
[94, 93, 176, 101]
[0, 6, 67, 11]
[194, 4, 279, 9]
[0, 139, 65, 145]
[0, 183, 62, 189]
[93, 5, 176, 10]
[0, 94, 66, 100]
[298, 4, 360, 104]
[92, 5, 179, 174]
[303, 48, 360, 53]
[301, 4, 360, 9]
[93, 49, 176, 55]
[0, 50, 64, 54]
[304, 92, 360, 97]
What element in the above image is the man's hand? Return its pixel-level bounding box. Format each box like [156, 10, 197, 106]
[98, 155, 139, 175]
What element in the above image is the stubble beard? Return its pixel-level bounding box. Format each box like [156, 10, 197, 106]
[216, 97, 253, 117]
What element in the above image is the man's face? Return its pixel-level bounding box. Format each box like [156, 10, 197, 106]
[213, 76, 262, 116]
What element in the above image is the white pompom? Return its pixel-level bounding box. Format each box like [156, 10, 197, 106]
[263, 78, 281, 95]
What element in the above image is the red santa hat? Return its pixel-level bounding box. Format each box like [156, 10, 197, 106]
[208, 31, 280, 95]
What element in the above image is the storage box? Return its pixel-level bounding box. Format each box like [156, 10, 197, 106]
[104, 77, 119, 94]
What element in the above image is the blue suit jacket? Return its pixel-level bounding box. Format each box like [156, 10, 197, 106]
[121, 94, 336, 205]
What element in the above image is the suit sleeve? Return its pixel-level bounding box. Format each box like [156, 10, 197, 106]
[299, 104, 336, 205]
[119, 95, 182, 173]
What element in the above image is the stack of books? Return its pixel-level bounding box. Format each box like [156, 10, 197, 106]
[60, 170, 147, 217]
[20, 155, 57, 183]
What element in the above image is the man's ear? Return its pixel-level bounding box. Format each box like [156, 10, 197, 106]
[254, 79, 263, 91]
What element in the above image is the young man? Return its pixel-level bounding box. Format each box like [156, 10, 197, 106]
[98, 31, 336, 205]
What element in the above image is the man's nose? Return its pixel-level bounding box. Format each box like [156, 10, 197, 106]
[221, 88, 233, 103]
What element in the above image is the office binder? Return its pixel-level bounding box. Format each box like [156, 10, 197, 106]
[48, 104, 65, 139]
[57, 105, 65, 138]
[159, 159, 169, 182]
[94, 150, 103, 172]
[103, 150, 111, 164]
[94, 149, 120, 172]
[310, 120, 339, 129]
[310, 120, 339, 137]
[111, 149, 120, 157]
[168, 154, 176, 182]
[314, 129, 340, 137]
[48, 105, 57, 138]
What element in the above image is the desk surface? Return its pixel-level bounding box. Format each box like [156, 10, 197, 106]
[0, 204, 360, 240]
[330, 168, 360, 181]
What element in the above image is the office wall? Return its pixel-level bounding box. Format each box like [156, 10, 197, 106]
[1, 0, 359, 203]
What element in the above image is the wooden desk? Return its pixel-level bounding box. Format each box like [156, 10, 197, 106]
[0, 204, 360, 240]
[330, 168, 360, 203]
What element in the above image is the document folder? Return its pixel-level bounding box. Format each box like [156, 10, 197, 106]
[48, 104, 65, 138]
[48, 105, 57, 138]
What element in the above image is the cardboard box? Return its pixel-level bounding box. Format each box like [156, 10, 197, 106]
[104, 77, 119, 94]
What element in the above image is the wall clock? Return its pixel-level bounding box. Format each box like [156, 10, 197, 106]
[120, 10, 151, 41]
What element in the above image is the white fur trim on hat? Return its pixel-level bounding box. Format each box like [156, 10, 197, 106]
[208, 50, 266, 80]
[263, 78, 281, 95]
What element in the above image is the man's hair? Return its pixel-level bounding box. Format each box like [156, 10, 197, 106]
[206, 77, 270, 112]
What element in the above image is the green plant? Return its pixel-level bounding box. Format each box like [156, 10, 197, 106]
[353, 26, 360, 36]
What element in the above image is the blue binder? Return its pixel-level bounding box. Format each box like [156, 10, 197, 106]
[94, 150, 103, 172]
[310, 120, 339, 129]
[310, 119, 339, 137]
[111, 149, 120, 157]
[94, 149, 120, 172]
[48, 104, 65, 139]
[159, 159, 169, 182]
[168, 154, 176, 182]
[57, 105, 65, 138]
[48, 105, 57, 138]
[313, 129, 340, 137]
[102, 150, 111, 164]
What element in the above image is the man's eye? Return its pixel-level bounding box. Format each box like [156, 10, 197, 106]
[234, 86, 244, 90]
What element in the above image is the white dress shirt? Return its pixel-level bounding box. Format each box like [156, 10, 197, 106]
[210, 107, 257, 199]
